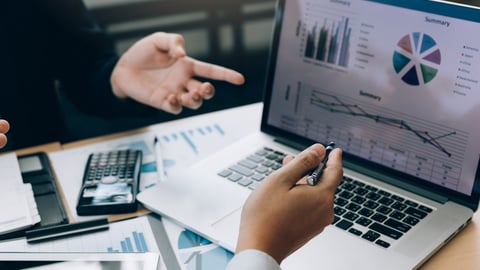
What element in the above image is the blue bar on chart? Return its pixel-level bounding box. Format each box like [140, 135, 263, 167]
[214, 124, 225, 136]
[180, 131, 198, 155]
[158, 124, 225, 156]
[107, 230, 149, 253]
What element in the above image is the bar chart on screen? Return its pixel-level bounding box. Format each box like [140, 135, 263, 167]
[301, 0, 356, 68]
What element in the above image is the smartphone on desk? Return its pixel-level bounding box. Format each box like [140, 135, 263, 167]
[76, 149, 142, 215]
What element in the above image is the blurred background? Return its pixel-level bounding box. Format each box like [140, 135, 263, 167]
[61, 0, 480, 143]
[61, 0, 277, 142]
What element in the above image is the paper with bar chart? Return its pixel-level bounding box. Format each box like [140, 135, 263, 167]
[0, 216, 159, 253]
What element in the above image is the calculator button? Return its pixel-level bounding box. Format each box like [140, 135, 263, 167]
[101, 175, 119, 184]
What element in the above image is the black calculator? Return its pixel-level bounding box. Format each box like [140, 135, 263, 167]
[76, 149, 142, 215]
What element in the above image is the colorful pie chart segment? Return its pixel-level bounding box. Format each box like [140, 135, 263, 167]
[393, 32, 441, 85]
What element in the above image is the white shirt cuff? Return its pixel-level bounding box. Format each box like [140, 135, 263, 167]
[225, 249, 281, 270]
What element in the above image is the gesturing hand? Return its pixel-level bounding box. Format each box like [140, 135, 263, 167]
[111, 32, 245, 114]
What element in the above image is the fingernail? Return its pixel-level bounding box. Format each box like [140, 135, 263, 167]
[169, 96, 179, 105]
[193, 94, 201, 102]
[204, 87, 213, 95]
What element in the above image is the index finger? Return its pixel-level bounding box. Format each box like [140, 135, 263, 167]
[192, 59, 245, 85]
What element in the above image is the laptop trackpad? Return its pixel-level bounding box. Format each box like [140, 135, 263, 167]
[211, 207, 242, 249]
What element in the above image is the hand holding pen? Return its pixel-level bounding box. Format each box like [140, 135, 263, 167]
[307, 142, 336, 186]
[237, 143, 343, 263]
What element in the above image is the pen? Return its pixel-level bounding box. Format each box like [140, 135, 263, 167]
[25, 218, 109, 243]
[307, 142, 335, 186]
[154, 136, 167, 182]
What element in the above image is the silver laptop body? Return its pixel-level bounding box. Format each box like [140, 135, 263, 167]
[138, 0, 480, 269]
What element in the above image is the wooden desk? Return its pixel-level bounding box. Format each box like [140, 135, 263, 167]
[62, 127, 149, 150]
[14, 141, 62, 156]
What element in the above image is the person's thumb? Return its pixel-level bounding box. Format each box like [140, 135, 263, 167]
[271, 144, 326, 188]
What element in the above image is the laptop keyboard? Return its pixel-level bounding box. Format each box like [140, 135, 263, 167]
[333, 176, 433, 248]
[217, 147, 285, 190]
[217, 147, 435, 248]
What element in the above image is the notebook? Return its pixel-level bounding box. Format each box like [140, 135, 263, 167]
[138, 0, 480, 269]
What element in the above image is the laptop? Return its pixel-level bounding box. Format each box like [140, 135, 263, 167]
[138, 0, 480, 268]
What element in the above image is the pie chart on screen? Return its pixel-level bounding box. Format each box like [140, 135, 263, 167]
[393, 32, 441, 86]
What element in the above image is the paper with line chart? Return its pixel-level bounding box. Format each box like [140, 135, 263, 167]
[266, 0, 480, 195]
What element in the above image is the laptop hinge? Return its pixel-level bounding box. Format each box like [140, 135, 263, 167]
[343, 159, 449, 204]
[274, 136, 309, 152]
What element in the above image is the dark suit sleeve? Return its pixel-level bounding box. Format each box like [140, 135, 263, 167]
[42, 0, 155, 117]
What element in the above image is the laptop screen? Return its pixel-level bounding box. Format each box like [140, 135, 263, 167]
[262, 0, 480, 200]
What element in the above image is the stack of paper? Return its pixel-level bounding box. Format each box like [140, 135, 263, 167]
[0, 153, 40, 235]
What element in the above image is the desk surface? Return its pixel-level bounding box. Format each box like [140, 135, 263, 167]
[8, 104, 479, 269]
[15, 142, 62, 156]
